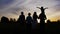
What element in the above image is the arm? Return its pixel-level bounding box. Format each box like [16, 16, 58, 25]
[44, 15, 47, 20]
[36, 7, 41, 9]
[44, 7, 48, 9]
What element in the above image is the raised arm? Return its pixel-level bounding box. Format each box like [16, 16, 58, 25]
[36, 7, 41, 9]
[44, 7, 48, 9]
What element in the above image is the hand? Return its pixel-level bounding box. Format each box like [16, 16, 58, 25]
[45, 7, 48, 9]
[36, 7, 41, 9]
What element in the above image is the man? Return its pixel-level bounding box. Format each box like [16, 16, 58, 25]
[17, 12, 25, 25]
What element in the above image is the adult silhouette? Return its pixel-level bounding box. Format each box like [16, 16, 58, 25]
[37, 6, 47, 33]
[32, 12, 38, 29]
[26, 13, 33, 24]
[39, 12, 47, 23]
[17, 12, 25, 25]
[37, 6, 47, 23]
[17, 12, 25, 33]
[26, 13, 33, 34]
[33, 12, 38, 23]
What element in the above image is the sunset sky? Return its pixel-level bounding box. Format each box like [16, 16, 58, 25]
[0, 0, 60, 21]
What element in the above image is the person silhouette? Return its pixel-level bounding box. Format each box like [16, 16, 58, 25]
[37, 6, 47, 33]
[39, 12, 47, 23]
[32, 12, 38, 29]
[26, 13, 33, 24]
[37, 6, 47, 23]
[1, 16, 9, 23]
[33, 12, 38, 23]
[10, 18, 14, 23]
[17, 12, 25, 25]
[26, 13, 33, 34]
[47, 19, 51, 24]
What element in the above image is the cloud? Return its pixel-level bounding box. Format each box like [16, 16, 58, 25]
[0, 0, 15, 9]
[0, 0, 60, 20]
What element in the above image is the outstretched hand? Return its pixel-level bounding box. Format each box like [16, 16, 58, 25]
[44, 7, 48, 9]
[36, 7, 41, 9]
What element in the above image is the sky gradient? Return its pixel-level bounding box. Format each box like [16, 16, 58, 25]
[0, 0, 60, 21]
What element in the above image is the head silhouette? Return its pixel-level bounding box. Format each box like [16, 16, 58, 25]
[34, 12, 37, 15]
[21, 12, 24, 15]
[47, 19, 51, 23]
[41, 6, 44, 9]
[28, 13, 31, 16]
[40, 6, 45, 14]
